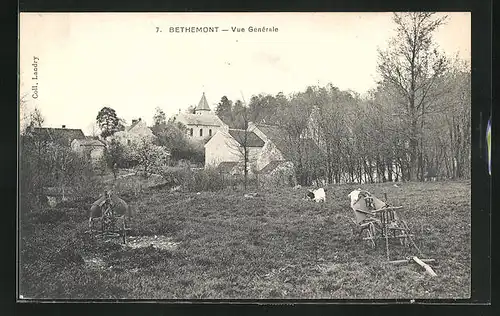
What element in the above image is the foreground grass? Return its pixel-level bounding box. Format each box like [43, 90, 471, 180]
[19, 180, 471, 299]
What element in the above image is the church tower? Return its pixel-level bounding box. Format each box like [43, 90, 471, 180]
[194, 92, 211, 115]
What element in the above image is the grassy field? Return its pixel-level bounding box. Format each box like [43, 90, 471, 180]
[19, 179, 471, 300]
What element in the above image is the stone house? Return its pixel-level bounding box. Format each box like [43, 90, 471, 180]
[71, 137, 106, 167]
[205, 122, 298, 179]
[172, 92, 228, 142]
[247, 122, 295, 171]
[111, 118, 156, 147]
[204, 128, 265, 175]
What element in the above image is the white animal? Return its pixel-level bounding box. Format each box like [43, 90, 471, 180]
[307, 188, 326, 203]
[347, 189, 362, 207]
[347, 188, 373, 208]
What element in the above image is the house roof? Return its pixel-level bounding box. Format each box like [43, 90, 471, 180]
[126, 122, 139, 132]
[175, 112, 225, 127]
[228, 129, 265, 147]
[31, 127, 86, 146]
[259, 160, 287, 174]
[126, 119, 143, 132]
[217, 161, 239, 173]
[254, 124, 293, 159]
[195, 92, 211, 111]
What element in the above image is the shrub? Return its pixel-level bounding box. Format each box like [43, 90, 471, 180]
[157, 166, 193, 188]
[157, 166, 227, 192]
[188, 168, 226, 192]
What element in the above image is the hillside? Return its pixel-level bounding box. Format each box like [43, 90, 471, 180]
[19, 180, 471, 299]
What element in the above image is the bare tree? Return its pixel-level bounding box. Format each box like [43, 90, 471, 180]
[377, 12, 449, 181]
[224, 102, 255, 191]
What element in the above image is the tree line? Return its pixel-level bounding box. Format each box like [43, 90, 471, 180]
[19, 12, 471, 204]
[214, 13, 471, 185]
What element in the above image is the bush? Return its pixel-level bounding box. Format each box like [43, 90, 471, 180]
[187, 168, 226, 192]
[157, 166, 192, 188]
[27, 208, 68, 225]
[20, 137, 106, 212]
[158, 166, 227, 192]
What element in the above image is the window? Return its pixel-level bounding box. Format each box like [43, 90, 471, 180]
[209, 129, 212, 136]
[190, 128, 193, 136]
[127, 139, 131, 145]
[200, 129, 203, 137]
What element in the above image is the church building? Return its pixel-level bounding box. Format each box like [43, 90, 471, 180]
[173, 93, 228, 141]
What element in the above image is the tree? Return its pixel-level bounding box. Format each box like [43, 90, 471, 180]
[96, 107, 120, 139]
[153, 107, 167, 127]
[247, 93, 279, 124]
[215, 96, 233, 126]
[186, 105, 196, 114]
[46, 143, 79, 200]
[104, 139, 126, 179]
[231, 100, 247, 129]
[377, 12, 449, 181]
[224, 99, 256, 190]
[130, 138, 170, 178]
[117, 118, 127, 132]
[28, 107, 45, 129]
[20, 93, 38, 134]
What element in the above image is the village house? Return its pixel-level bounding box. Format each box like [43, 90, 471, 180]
[204, 128, 265, 174]
[204, 122, 294, 176]
[205, 121, 323, 186]
[247, 122, 294, 171]
[71, 137, 106, 167]
[172, 92, 228, 142]
[111, 117, 156, 146]
[27, 125, 86, 147]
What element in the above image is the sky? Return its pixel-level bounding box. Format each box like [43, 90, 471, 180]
[19, 12, 470, 135]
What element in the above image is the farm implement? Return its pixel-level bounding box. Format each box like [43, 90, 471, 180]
[349, 190, 437, 277]
[87, 191, 132, 245]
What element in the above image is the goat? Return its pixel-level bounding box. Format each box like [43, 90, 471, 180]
[306, 188, 326, 203]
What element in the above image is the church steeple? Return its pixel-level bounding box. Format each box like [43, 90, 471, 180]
[194, 92, 211, 113]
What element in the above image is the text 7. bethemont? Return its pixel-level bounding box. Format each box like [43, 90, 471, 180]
[31, 56, 39, 99]
[166, 26, 279, 33]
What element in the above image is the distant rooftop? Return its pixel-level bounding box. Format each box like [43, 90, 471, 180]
[228, 129, 265, 147]
[126, 118, 142, 132]
[259, 160, 287, 174]
[29, 126, 86, 146]
[175, 112, 225, 127]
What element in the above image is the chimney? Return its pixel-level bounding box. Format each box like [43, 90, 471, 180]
[62, 125, 66, 128]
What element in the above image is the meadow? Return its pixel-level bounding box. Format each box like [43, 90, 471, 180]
[19, 179, 471, 300]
